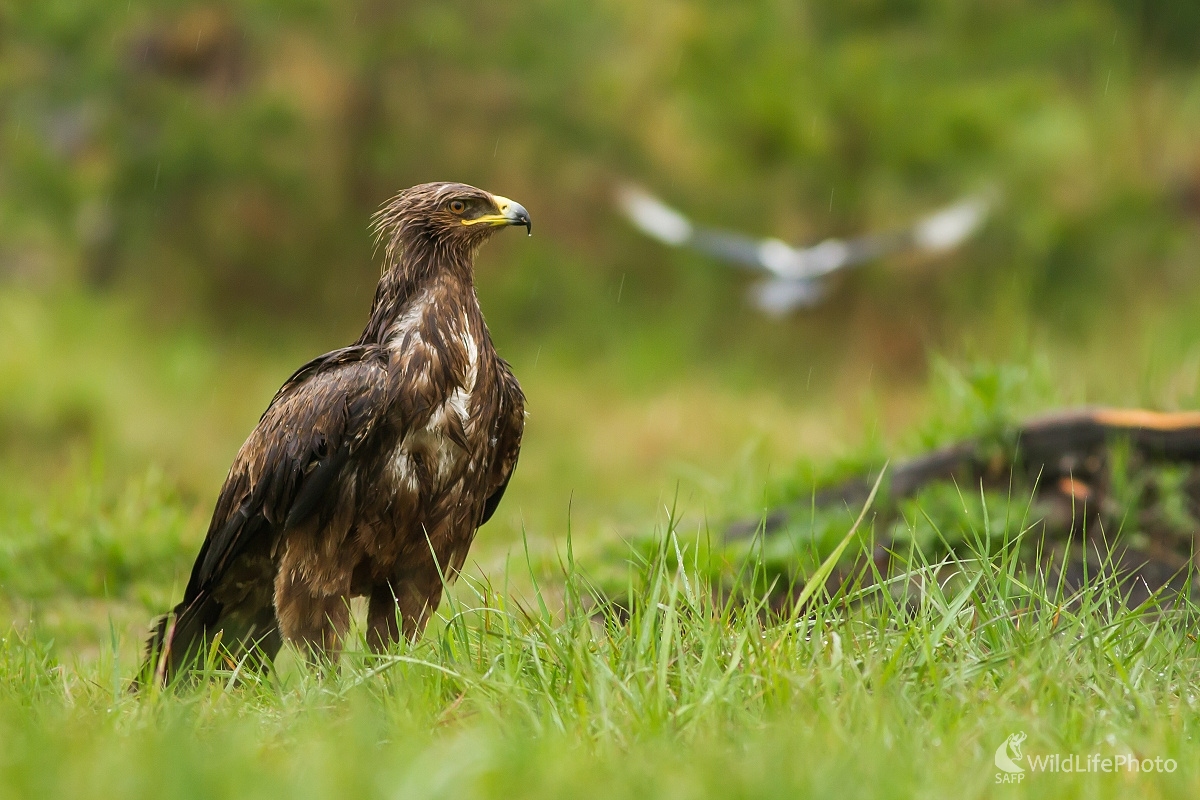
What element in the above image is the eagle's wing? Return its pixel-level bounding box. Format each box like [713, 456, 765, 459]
[479, 363, 525, 527]
[189, 345, 387, 592]
[144, 345, 388, 679]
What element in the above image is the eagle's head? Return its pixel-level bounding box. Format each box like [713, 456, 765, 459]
[373, 182, 531, 267]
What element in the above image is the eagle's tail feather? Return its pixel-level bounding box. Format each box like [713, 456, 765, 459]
[134, 590, 283, 691]
[134, 592, 220, 690]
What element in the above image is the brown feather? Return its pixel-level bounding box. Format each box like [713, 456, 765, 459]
[139, 182, 526, 685]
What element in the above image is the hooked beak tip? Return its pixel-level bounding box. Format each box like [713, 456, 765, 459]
[493, 195, 531, 235]
[508, 204, 532, 235]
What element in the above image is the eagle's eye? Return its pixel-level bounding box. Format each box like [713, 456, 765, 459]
[448, 199, 467, 215]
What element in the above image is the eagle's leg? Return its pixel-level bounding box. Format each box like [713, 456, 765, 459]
[274, 577, 350, 666]
[365, 584, 400, 653]
[398, 578, 444, 640]
[364, 577, 443, 652]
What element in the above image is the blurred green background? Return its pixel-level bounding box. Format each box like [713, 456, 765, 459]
[4, 0, 1200, 659]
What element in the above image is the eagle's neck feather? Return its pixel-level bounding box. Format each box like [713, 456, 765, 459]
[357, 235, 478, 346]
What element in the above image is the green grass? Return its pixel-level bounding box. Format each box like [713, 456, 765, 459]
[5, 287, 1200, 797]
[7, 1, 1200, 793]
[2, 508, 1199, 799]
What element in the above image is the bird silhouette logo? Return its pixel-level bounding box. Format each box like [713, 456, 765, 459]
[994, 732, 1028, 774]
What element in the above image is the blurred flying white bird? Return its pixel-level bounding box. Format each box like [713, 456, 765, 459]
[617, 185, 993, 315]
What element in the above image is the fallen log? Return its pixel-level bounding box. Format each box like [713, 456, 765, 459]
[726, 407, 1200, 607]
[729, 407, 1200, 539]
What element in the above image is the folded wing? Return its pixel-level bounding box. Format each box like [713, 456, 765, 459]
[142, 346, 388, 682]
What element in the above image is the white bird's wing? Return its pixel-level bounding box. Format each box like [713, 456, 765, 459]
[617, 184, 994, 314]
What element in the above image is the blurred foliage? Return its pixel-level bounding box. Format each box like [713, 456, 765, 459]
[0, 464, 195, 602]
[2, 0, 1200, 380]
[1112, 0, 1200, 60]
[8, 0, 1200, 676]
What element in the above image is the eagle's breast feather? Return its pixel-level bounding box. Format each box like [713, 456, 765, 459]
[385, 285, 484, 498]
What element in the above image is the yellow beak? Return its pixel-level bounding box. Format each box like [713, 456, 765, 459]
[463, 195, 532, 234]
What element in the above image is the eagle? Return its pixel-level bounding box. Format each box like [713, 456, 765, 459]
[141, 182, 530, 684]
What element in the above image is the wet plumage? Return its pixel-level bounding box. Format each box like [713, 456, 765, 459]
[142, 182, 529, 684]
